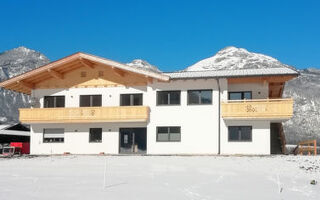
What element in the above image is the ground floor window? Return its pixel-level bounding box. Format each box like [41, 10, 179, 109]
[228, 126, 252, 142]
[89, 128, 102, 143]
[43, 128, 64, 143]
[156, 126, 181, 142]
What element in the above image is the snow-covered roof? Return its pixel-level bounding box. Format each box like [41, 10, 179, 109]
[165, 67, 299, 79]
[0, 130, 30, 137]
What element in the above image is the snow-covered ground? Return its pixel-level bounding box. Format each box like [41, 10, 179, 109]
[0, 155, 319, 200]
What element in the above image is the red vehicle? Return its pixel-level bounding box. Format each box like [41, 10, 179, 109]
[1, 142, 29, 157]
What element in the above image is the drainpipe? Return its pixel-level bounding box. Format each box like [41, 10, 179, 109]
[216, 78, 221, 155]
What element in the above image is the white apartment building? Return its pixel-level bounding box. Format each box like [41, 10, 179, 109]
[0, 52, 299, 155]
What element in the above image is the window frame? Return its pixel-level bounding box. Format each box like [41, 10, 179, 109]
[79, 95, 102, 107]
[156, 126, 181, 142]
[89, 128, 102, 143]
[228, 91, 252, 100]
[43, 128, 64, 143]
[156, 90, 181, 106]
[120, 93, 143, 106]
[228, 126, 252, 142]
[43, 96, 65, 108]
[187, 89, 213, 105]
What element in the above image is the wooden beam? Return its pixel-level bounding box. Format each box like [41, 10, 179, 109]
[17, 80, 34, 90]
[147, 77, 153, 84]
[112, 67, 125, 77]
[47, 69, 64, 79]
[79, 58, 95, 69]
[228, 75, 297, 84]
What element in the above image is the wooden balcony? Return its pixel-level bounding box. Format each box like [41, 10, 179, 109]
[19, 106, 149, 124]
[221, 98, 293, 120]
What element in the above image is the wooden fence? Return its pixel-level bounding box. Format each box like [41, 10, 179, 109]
[294, 140, 317, 155]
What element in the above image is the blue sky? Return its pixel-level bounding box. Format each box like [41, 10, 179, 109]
[0, 0, 319, 71]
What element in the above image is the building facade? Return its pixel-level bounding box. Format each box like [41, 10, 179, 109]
[0, 53, 298, 155]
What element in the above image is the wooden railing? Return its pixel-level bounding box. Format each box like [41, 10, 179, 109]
[19, 106, 149, 123]
[295, 140, 317, 155]
[221, 98, 294, 119]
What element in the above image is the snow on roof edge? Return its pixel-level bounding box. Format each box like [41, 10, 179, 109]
[165, 68, 299, 79]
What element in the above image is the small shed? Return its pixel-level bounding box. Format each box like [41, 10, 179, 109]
[0, 123, 30, 144]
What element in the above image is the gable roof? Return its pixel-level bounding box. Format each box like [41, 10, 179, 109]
[0, 52, 170, 94]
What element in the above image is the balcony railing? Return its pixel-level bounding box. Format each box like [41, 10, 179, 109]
[221, 98, 293, 119]
[19, 106, 149, 124]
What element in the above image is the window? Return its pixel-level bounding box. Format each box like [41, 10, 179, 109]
[80, 95, 102, 107]
[188, 90, 212, 105]
[228, 126, 252, 142]
[43, 128, 64, 143]
[89, 128, 102, 143]
[44, 96, 65, 108]
[228, 91, 252, 100]
[120, 94, 143, 106]
[157, 91, 180, 105]
[157, 126, 181, 142]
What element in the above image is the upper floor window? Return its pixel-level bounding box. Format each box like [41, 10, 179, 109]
[120, 94, 143, 106]
[157, 91, 180, 105]
[43, 128, 64, 143]
[187, 90, 212, 105]
[228, 91, 252, 100]
[228, 126, 252, 142]
[80, 95, 102, 107]
[44, 96, 65, 108]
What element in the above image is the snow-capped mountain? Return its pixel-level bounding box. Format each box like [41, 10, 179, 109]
[283, 68, 320, 144]
[127, 59, 161, 73]
[0, 47, 49, 123]
[185, 46, 294, 71]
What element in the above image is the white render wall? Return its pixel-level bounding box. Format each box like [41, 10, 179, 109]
[147, 79, 222, 154]
[29, 78, 273, 155]
[228, 82, 269, 99]
[220, 120, 271, 155]
[32, 86, 149, 108]
[30, 122, 146, 155]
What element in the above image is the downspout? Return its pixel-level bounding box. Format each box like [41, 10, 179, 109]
[216, 78, 221, 155]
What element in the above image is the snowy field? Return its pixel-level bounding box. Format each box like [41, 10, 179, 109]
[0, 155, 319, 200]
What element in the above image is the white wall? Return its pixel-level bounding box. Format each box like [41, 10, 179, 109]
[220, 120, 271, 155]
[146, 79, 221, 154]
[228, 82, 269, 99]
[32, 86, 148, 108]
[30, 122, 146, 155]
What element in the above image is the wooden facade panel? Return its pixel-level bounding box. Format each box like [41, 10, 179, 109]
[19, 106, 150, 123]
[35, 65, 148, 89]
[221, 98, 293, 119]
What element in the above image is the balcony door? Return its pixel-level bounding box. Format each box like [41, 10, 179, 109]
[119, 128, 146, 154]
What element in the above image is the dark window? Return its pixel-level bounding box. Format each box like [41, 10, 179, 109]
[157, 91, 180, 105]
[187, 90, 212, 105]
[120, 94, 143, 106]
[44, 96, 65, 108]
[156, 126, 181, 142]
[80, 95, 102, 107]
[228, 91, 252, 100]
[89, 128, 102, 143]
[228, 126, 252, 142]
[43, 128, 64, 143]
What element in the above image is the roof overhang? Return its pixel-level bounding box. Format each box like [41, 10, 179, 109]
[0, 52, 170, 94]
